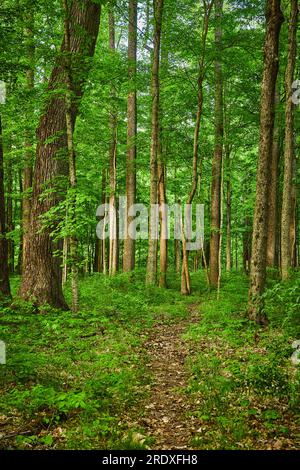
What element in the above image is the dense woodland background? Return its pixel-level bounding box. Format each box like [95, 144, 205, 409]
[0, 0, 300, 451]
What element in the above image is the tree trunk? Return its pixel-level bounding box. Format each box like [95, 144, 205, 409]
[248, 0, 284, 323]
[63, 0, 79, 313]
[146, 0, 164, 286]
[6, 160, 14, 273]
[19, 0, 101, 309]
[266, 88, 280, 268]
[22, 7, 35, 273]
[210, 0, 224, 289]
[0, 114, 11, 299]
[123, 0, 137, 273]
[281, 0, 298, 280]
[108, 6, 118, 277]
[158, 160, 167, 287]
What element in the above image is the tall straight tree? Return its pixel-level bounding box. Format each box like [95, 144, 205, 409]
[22, 5, 35, 272]
[0, 114, 11, 300]
[210, 0, 224, 289]
[266, 88, 280, 268]
[146, 0, 164, 286]
[248, 0, 284, 323]
[281, 0, 298, 280]
[63, 0, 79, 312]
[108, 5, 118, 276]
[123, 0, 137, 273]
[181, 0, 214, 295]
[19, 0, 101, 308]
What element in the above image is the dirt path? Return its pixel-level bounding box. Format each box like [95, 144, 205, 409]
[140, 305, 201, 450]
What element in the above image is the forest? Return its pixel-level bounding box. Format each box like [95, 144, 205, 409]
[0, 0, 300, 453]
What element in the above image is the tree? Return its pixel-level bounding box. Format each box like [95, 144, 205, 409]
[181, 0, 214, 295]
[281, 0, 298, 280]
[0, 113, 11, 300]
[146, 0, 164, 286]
[248, 0, 284, 324]
[108, 4, 118, 277]
[123, 0, 138, 273]
[210, 0, 223, 289]
[19, 0, 101, 308]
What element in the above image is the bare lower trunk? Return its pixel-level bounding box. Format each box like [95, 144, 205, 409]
[0, 114, 11, 299]
[248, 0, 284, 323]
[158, 161, 167, 287]
[123, 0, 137, 273]
[281, 0, 298, 280]
[266, 89, 280, 268]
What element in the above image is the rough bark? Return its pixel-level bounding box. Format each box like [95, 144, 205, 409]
[123, 0, 137, 273]
[248, 0, 284, 323]
[281, 0, 298, 280]
[0, 114, 11, 299]
[146, 0, 164, 286]
[19, 0, 101, 308]
[210, 0, 224, 289]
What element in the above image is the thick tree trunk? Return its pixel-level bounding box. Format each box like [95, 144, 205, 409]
[19, 0, 101, 308]
[281, 0, 298, 280]
[210, 0, 224, 288]
[0, 114, 11, 299]
[123, 0, 137, 273]
[248, 0, 284, 323]
[146, 0, 164, 286]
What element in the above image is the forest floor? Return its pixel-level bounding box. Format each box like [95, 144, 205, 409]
[0, 271, 299, 450]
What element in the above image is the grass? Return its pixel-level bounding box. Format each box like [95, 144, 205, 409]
[183, 272, 300, 450]
[0, 270, 299, 450]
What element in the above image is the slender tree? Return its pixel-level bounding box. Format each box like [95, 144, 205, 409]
[281, 0, 298, 280]
[181, 0, 214, 295]
[108, 5, 118, 277]
[248, 0, 284, 323]
[0, 114, 11, 300]
[210, 0, 224, 288]
[123, 0, 138, 273]
[146, 0, 164, 286]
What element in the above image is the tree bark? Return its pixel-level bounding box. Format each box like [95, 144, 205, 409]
[146, 0, 164, 286]
[124, 0, 137, 273]
[266, 88, 280, 268]
[248, 0, 284, 323]
[19, 0, 101, 309]
[22, 7, 35, 273]
[108, 5, 118, 277]
[281, 0, 298, 280]
[0, 114, 11, 299]
[210, 0, 224, 288]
